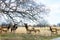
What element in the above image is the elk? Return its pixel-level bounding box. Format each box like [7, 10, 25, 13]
[24, 23, 40, 33]
[11, 24, 18, 32]
[50, 26, 57, 35]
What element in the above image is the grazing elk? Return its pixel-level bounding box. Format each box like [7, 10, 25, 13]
[0, 24, 11, 33]
[24, 23, 40, 33]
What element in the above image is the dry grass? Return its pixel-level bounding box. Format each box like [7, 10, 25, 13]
[14, 27, 60, 36]
[1, 27, 60, 40]
[1, 27, 60, 36]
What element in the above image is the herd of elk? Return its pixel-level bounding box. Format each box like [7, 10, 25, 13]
[0, 23, 18, 33]
[24, 23, 58, 34]
[0, 23, 58, 35]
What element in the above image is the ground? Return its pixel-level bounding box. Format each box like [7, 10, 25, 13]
[0, 27, 60, 40]
[1, 33, 60, 40]
[15, 27, 60, 35]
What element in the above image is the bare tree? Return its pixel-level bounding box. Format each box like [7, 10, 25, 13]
[0, 0, 50, 25]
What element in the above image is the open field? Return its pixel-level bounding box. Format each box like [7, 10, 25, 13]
[1, 33, 60, 40]
[15, 27, 60, 36]
[1, 27, 60, 40]
[1, 27, 60, 36]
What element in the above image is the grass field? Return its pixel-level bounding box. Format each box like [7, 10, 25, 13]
[15, 27, 60, 35]
[1, 33, 60, 40]
[1, 27, 60, 40]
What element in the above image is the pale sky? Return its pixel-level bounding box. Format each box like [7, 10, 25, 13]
[34, 0, 60, 25]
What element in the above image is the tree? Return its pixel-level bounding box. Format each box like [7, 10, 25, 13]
[57, 23, 60, 27]
[34, 19, 49, 27]
[0, 0, 50, 25]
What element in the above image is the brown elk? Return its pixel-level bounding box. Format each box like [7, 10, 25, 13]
[0, 23, 18, 33]
[0, 24, 11, 33]
[11, 24, 18, 32]
[50, 26, 57, 35]
[24, 23, 40, 33]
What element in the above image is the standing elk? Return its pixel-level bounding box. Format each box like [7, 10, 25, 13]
[24, 23, 40, 33]
[11, 24, 18, 32]
[50, 26, 57, 35]
[0, 23, 18, 33]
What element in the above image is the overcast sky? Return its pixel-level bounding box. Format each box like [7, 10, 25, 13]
[0, 0, 60, 25]
[34, 0, 60, 25]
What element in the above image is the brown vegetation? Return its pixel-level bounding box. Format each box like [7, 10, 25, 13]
[1, 26, 60, 36]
